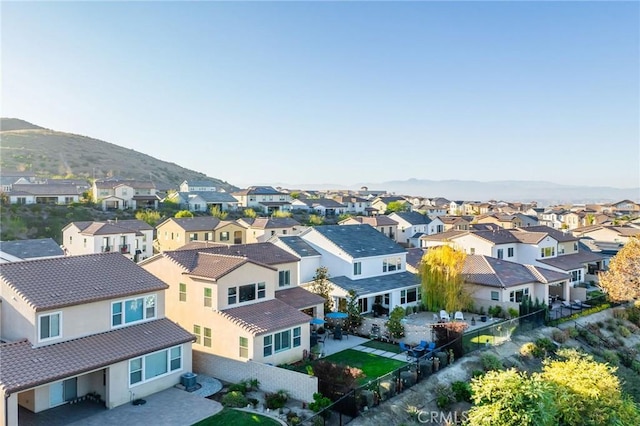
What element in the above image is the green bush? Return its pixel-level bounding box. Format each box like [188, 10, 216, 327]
[567, 327, 579, 338]
[221, 391, 248, 407]
[228, 383, 247, 393]
[552, 329, 568, 343]
[631, 360, 640, 374]
[602, 350, 620, 366]
[618, 326, 631, 338]
[619, 347, 638, 368]
[508, 307, 519, 319]
[265, 390, 289, 409]
[535, 337, 556, 354]
[435, 384, 455, 409]
[451, 381, 473, 402]
[308, 392, 331, 413]
[481, 353, 503, 371]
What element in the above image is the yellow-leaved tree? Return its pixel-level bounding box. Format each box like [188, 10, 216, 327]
[599, 237, 640, 302]
[419, 245, 471, 312]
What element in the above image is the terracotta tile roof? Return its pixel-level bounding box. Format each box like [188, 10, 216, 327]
[473, 230, 522, 244]
[275, 287, 325, 309]
[94, 179, 155, 189]
[75, 221, 145, 236]
[217, 299, 311, 336]
[161, 217, 221, 232]
[390, 211, 432, 225]
[329, 272, 420, 296]
[344, 216, 398, 226]
[509, 230, 548, 244]
[517, 225, 578, 242]
[0, 318, 193, 395]
[0, 253, 169, 311]
[188, 253, 276, 279]
[524, 265, 570, 283]
[462, 255, 567, 288]
[420, 230, 467, 241]
[164, 242, 299, 269]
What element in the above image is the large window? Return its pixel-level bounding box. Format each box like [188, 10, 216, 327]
[39, 312, 61, 341]
[239, 284, 256, 302]
[263, 335, 273, 357]
[179, 283, 187, 302]
[112, 295, 156, 328]
[509, 288, 530, 303]
[274, 330, 291, 352]
[491, 291, 500, 301]
[353, 262, 362, 276]
[383, 257, 402, 272]
[204, 288, 212, 307]
[279, 270, 291, 287]
[239, 337, 249, 359]
[400, 287, 420, 304]
[228, 287, 237, 305]
[189, 233, 197, 242]
[220, 232, 230, 242]
[571, 270, 583, 283]
[540, 247, 555, 258]
[228, 283, 266, 305]
[129, 345, 182, 386]
[497, 249, 504, 259]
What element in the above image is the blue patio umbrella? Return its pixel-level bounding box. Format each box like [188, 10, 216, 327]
[325, 312, 348, 320]
[310, 318, 326, 325]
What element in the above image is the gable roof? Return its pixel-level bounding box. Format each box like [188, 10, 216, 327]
[389, 211, 432, 225]
[274, 287, 325, 309]
[515, 225, 578, 242]
[329, 271, 420, 296]
[463, 255, 568, 288]
[308, 224, 406, 258]
[0, 318, 193, 395]
[93, 179, 155, 190]
[0, 238, 64, 260]
[0, 253, 169, 311]
[341, 216, 399, 227]
[159, 216, 222, 232]
[69, 220, 151, 236]
[233, 186, 284, 196]
[183, 191, 238, 203]
[248, 217, 301, 229]
[537, 251, 605, 271]
[405, 247, 427, 272]
[9, 184, 80, 196]
[217, 298, 311, 336]
[186, 253, 276, 280]
[273, 236, 321, 257]
[163, 242, 299, 270]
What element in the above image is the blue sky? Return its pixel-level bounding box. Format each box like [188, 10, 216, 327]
[2, 1, 639, 189]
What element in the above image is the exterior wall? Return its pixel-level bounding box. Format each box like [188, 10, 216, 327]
[156, 221, 189, 251]
[9, 194, 80, 205]
[193, 351, 317, 402]
[490, 243, 519, 262]
[113, 185, 135, 206]
[3, 393, 18, 426]
[578, 228, 629, 244]
[557, 240, 578, 255]
[466, 283, 524, 314]
[427, 218, 445, 234]
[448, 234, 493, 256]
[1, 280, 37, 342]
[518, 236, 558, 264]
[17, 389, 35, 412]
[298, 256, 323, 283]
[250, 226, 300, 243]
[213, 223, 246, 245]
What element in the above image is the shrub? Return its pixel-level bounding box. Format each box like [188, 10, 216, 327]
[619, 326, 631, 338]
[435, 383, 455, 409]
[221, 391, 248, 407]
[507, 307, 519, 319]
[631, 360, 640, 374]
[619, 347, 638, 368]
[471, 369, 485, 379]
[264, 390, 289, 409]
[308, 392, 332, 413]
[228, 383, 247, 393]
[535, 337, 555, 354]
[613, 308, 628, 319]
[481, 353, 503, 371]
[567, 327, 579, 338]
[520, 342, 537, 358]
[552, 329, 568, 343]
[606, 323, 617, 332]
[602, 350, 620, 366]
[451, 381, 473, 402]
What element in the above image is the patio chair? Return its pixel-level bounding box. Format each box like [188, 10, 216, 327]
[454, 311, 464, 321]
[433, 313, 439, 322]
[399, 342, 417, 360]
[574, 299, 591, 308]
[440, 310, 450, 321]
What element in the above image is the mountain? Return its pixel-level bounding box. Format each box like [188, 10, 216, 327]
[0, 118, 238, 192]
[266, 179, 640, 205]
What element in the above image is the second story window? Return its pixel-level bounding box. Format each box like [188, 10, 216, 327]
[228, 287, 237, 305]
[508, 248, 514, 257]
[497, 249, 504, 259]
[353, 262, 362, 276]
[179, 283, 187, 302]
[383, 257, 402, 273]
[112, 295, 156, 328]
[540, 247, 555, 258]
[204, 288, 212, 307]
[39, 312, 61, 341]
[279, 270, 291, 287]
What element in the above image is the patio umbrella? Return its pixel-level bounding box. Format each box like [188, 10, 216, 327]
[310, 318, 326, 325]
[325, 312, 348, 320]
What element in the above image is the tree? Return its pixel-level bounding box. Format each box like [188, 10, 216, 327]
[175, 210, 194, 218]
[419, 245, 471, 312]
[599, 237, 640, 302]
[310, 266, 333, 313]
[243, 208, 257, 219]
[272, 210, 292, 218]
[210, 205, 228, 220]
[385, 200, 408, 214]
[385, 306, 406, 341]
[345, 289, 363, 334]
[135, 210, 162, 226]
[308, 214, 324, 226]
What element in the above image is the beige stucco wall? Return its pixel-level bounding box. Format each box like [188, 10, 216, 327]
[2, 393, 19, 426]
[0, 280, 35, 342]
[17, 389, 35, 412]
[214, 222, 246, 244]
[156, 221, 189, 251]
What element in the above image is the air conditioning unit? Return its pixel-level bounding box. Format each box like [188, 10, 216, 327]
[180, 372, 198, 391]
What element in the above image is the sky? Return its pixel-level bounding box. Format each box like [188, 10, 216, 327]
[2, 1, 639, 189]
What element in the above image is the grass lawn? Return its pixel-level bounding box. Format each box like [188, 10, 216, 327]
[192, 407, 281, 426]
[323, 349, 407, 384]
[361, 339, 402, 354]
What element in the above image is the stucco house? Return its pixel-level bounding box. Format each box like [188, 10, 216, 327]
[370, 196, 411, 214]
[179, 180, 217, 192]
[330, 195, 372, 215]
[8, 183, 80, 205]
[232, 186, 292, 214]
[140, 243, 324, 366]
[439, 216, 471, 231]
[237, 217, 303, 243]
[290, 198, 347, 216]
[92, 179, 159, 211]
[0, 253, 194, 425]
[62, 219, 154, 261]
[388, 211, 432, 246]
[165, 191, 239, 213]
[339, 215, 399, 240]
[155, 217, 247, 252]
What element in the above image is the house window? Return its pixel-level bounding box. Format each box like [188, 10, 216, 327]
[204, 327, 212, 347]
[264, 335, 273, 357]
[189, 233, 197, 242]
[112, 295, 157, 327]
[491, 291, 499, 301]
[274, 330, 291, 352]
[239, 284, 256, 302]
[540, 247, 555, 258]
[239, 337, 249, 358]
[228, 287, 237, 305]
[571, 270, 583, 283]
[69, 236, 72, 245]
[497, 249, 504, 259]
[509, 288, 530, 303]
[293, 327, 301, 347]
[204, 288, 212, 307]
[39, 312, 61, 341]
[271, 230, 276, 236]
[383, 257, 402, 272]
[193, 325, 201, 345]
[400, 288, 419, 304]
[83, 238, 87, 248]
[258, 282, 266, 299]
[204, 232, 213, 241]
[354, 262, 362, 276]
[179, 283, 187, 302]
[129, 345, 182, 386]
[470, 248, 475, 255]
[573, 242, 578, 251]
[508, 248, 514, 257]
[220, 232, 229, 242]
[279, 270, 291, 287]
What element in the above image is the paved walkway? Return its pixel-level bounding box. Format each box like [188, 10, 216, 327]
[350, 344, 409, 362]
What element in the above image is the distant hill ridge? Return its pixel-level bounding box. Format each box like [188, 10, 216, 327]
[0, 118, 238, 191]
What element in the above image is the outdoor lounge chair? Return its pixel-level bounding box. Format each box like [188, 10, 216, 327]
[574, 299, 591, 308]
[454, 311, 464, 321]
[440, 310, 451, 321]
[399, 342, 418, 360]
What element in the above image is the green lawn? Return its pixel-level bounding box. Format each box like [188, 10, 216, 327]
[361, 339, 403, 354]
[322, 349, 407, 383]
[192, 408, 281, 426]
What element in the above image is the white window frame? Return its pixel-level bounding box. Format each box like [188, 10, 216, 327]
[38, 311, 62, 342]
[353, 262, 362, 276]
[279, 270, 291, 287]
[239, 336, 249, 359]
[129, 344, 183, 387]
[491, 291, 500, 301]
[111, 294, 157, 328]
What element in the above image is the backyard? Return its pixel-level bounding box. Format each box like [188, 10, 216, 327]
[322, 349, 407, 385]
[192, 407, 281, 426]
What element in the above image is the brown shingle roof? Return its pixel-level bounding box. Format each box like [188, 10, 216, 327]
[275, 287, 325, 309]
[77, 222, 144, 236]
[9, 184, 80, 196]
[164, 243, 299, 270]
[217, 299, 311, 336]
[160, 217, 221, 232]
[537, 251, 605, 271]
[0, 253, 169, 311]
[517, 225, 578, 242]
[0, 318, 193, 395]
[188, 253, 276, 280]
[462, 255, 568, 288]
[249, 217, 301, 229]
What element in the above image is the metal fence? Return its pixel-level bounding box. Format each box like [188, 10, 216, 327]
[545, 294, 611, 327]
[462, 309, 546, 353]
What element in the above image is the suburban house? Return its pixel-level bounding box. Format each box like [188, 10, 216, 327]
[388, 211, 432, 246]
[539, 208, 565, 229]
[165, 191, 239, 213]
[232, 186, 292, 214]
[286, 224, 423, 315]
[370, 196, 411, 214]
[0, 171, 38, 193]
[572, 225, 640, 246]
[605, 200, 640, 216]
[179, 180, 217, 192]
[92, 179, 159, 211]
[330, 195, 372, 215]
[237, 217, 303, 243]
[0, 253, 194, 425]
[290, 198, 347, 216]
[473, 213, 523, 229]
[339, 215, 399, 240]
[8, 183, 80, 205]
[439, 216, 471, 231]
[0, 238, 64, 263]
[140, 243, 324, 366]
[155, 217, 246, 252]
[62, 220, 154, 261]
